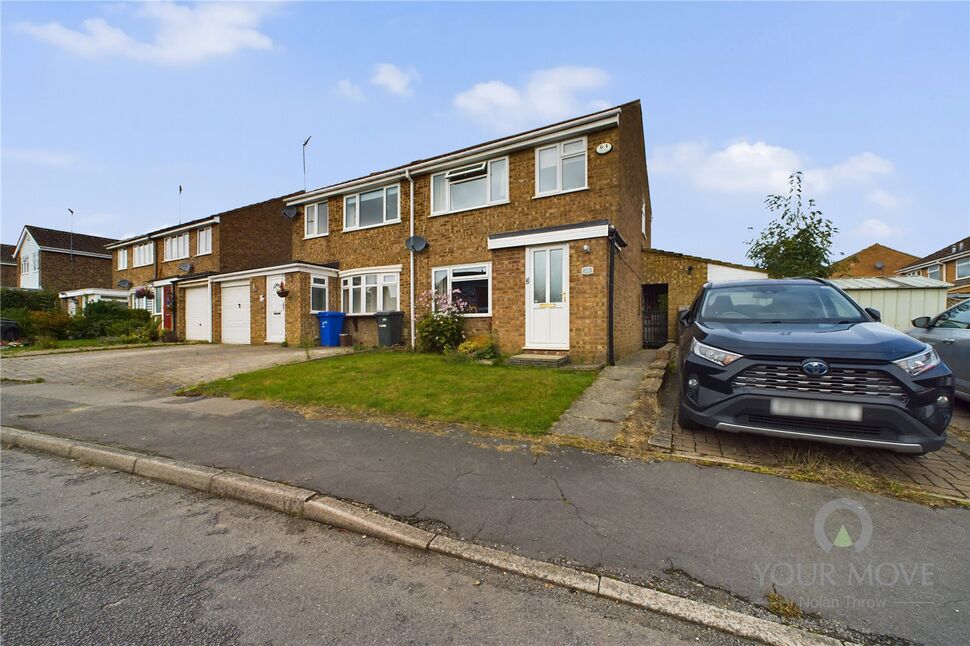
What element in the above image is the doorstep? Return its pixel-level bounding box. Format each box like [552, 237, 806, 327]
[506, 353, 569, 368]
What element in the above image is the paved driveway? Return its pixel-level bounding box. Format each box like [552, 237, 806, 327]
[1, 344, 348, 393]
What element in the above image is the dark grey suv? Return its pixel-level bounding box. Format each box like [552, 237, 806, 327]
[909, 300, 969, 402]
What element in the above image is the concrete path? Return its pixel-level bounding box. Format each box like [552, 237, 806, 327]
[2, 381, 967, 645]
[552, 349, 658, 441]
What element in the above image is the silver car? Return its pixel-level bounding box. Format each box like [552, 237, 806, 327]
[909, 300, 970, 402]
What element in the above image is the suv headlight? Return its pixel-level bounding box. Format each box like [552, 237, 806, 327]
[691, 338, 743, 367]
[893, 345, 941, 376]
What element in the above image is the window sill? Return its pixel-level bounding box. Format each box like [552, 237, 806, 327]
[429, 200, 510, 218]
[303, 233, 329, 240]
[164, 256, 189, 262]
[132, 263, 153, 268]
[342, 220, 402, 234]
[532, 186, 589, 200]
[195, 251, 212, 257]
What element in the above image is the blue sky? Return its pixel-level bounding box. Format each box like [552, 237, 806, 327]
[3, 1, 968, 264]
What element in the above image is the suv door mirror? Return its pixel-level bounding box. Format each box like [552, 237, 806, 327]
[864, 307, 881, 322]
[678, 308, 691, 330]
[911, 316, 931, 329]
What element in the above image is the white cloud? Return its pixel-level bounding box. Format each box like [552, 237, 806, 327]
[650, 140, 894, 196]
[335, 79, 365, 101]
[866, 188, 904, 209]
[4, 148, 79, 166]
[852, 217, 903, 239]
[454, 66, 611, 132]
[16, 2, 274, 65]
[371, 63, 418, 96]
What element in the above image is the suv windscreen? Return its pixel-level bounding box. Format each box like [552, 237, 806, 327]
[698, 284, 866, 323]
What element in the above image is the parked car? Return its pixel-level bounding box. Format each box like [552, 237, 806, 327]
[908, 300, 969, 403]
[677, 278, 953, 454]
[1, 318, 23, 341]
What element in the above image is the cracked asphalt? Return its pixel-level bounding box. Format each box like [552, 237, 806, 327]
[2, 380, 969, 645]
[1, 449, 743, 645]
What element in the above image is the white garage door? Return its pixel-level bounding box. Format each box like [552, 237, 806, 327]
[184, 286, 211, 341]
[221, 284, 251, 344]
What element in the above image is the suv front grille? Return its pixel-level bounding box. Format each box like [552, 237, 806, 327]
[732, 365, 907, 402]
[745, 414, 884, 437]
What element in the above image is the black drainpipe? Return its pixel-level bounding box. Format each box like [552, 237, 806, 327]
[606, 225, 628, 367]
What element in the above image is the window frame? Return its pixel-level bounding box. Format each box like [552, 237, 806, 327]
[304, 202, 329, 239]
[132, 242, 154, 268]
[956, 257, 970, 280]
[117, 248, 128, 270]
[343, 184, 401, 232]
[340, 270, 401, 315]
[164, 233, 190, 261]
[152, 289, 163, 316]
[196, 227, 212, 256]
[21, 257, 29, 274]
[431, 262, 492, 318]
[310, 275, 329, 313]
[534, 136, 588, 198]
[927, 264, 942, 281]
[430, 157, 510, 216]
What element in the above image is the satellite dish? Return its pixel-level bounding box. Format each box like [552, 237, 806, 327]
[117, 279, 132, 289]
[405, 236, 428, 252]
[178, 262, 193, 272]
[874, 261, 885, 270]
[282, 206, 299, 219]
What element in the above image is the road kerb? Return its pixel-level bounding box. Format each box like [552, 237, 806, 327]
[2, 426, 858, 646]
[209, 472, 316, 516]
[133, 456, 220, 493]
[303, 496, 434, 549]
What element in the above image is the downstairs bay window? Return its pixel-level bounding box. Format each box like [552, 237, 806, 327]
[433, 263, 491, 316]
[341, 272, 400, 314]
[431, 157, 508, 215]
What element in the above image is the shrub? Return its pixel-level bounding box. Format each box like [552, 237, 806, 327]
[416, 289, 468, 354]
[29, 309, 72, 340]
[456, 333, 500, 360]
[83, 301, 150, 338]
[3, 307, 33, 337]
[0, 288, 57, 313]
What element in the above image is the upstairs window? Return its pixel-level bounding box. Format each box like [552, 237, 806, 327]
[927, 264, 942, 281]
[431, 158, 508, 215]
[21, 257, 28, 274]
[305, 202, 329, 238]
[117, 249, 128, 270]
[197, 227, 212, 255]
[536, 137, 587, 196]
[341, 272, 399, 314]
[164, 233, 189, 261]
[433, 263, 491, 316]
[344, 185, 400, 231]
[956, 258, 970, 280]
[133, 242, 154, 267]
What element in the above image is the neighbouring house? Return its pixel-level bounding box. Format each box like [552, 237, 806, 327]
[105, 195, 294, 335]
[641, 248, 767, 346]
[896, 235, 970, 303]
[829, 276, 952, 331]
[831, 243, 919, 278]
[12, 225, 117, 293]
[148, 101, 651, 364]
[1, 244, 16, 287]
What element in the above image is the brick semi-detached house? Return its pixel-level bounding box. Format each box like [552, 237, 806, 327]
[12, 225, 118, 295]
[107, 195, 293, 334]
[146, 101, 651, 364]
[896, 235, 970, 302]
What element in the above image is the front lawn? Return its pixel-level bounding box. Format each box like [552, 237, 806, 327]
[194, 351, 597, 434]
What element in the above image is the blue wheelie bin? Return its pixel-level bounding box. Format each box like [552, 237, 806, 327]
[315, 311, 346, 347]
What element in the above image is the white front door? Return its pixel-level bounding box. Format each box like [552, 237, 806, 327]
[184, 286, 211, 341]
[526, 244, 569, 349]
[221, 284, 251, 344]
[266, 275, 286, 343]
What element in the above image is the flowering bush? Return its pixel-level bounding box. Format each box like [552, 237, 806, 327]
[416, 289, 468, 353]
[134, 286, 153, 299]
[456, 333, 500, 360]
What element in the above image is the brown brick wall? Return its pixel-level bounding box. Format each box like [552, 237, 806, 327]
[1, 264, 17, 287]
[642, 250, 708, 343]
[250, 278, 267, 344]
[903, 257, 970, 295]
[832, 244, 918, 278]
[39, 251, 113, 293]
[219, 197, 293, 272]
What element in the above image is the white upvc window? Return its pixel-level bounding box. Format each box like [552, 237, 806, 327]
[956, 257, 970, 280]
[535, 137, 587, 197]
[197, 227, 212, 255]
[21, 257, 29, 274]
[33, 253, 39, 271]
[344, 185, 400, 231]
[927, 264, 942, 281]
[152, 289, 163, 315]
[432, 263, 492, 317]
[430, 157, 509, 216]
[132, 293, 150, 311]
[310, 276, 329, 312]
[341, 272, 400, 314]
[117, 248, 128, 270]
[133, 242, 154, 267]
[305, 202, 329, 238]
[164, 233, 189, 261]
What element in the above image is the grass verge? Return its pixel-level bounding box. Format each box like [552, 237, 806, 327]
[192, 351, 597, 434]
[1, 338, 131, 354]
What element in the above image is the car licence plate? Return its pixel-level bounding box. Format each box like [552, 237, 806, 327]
[769, 399, 863, 422]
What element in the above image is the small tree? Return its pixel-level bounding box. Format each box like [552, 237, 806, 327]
[746, 172, 837, 278]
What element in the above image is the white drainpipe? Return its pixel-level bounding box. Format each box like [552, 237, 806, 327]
[406, 169, 416, 349]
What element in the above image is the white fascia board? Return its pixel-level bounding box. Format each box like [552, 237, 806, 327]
[13, 228, 33, 257]
[59, 288, 130, 298]
[338, 264, 403, 278]
[896, 250, 970, 273]
[487, 224, 610, 250]
[148, 217, 220, 239]
[105, 236, 149, 250]
[209, 262, 339, 284]
[287, 109, 622, 207]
